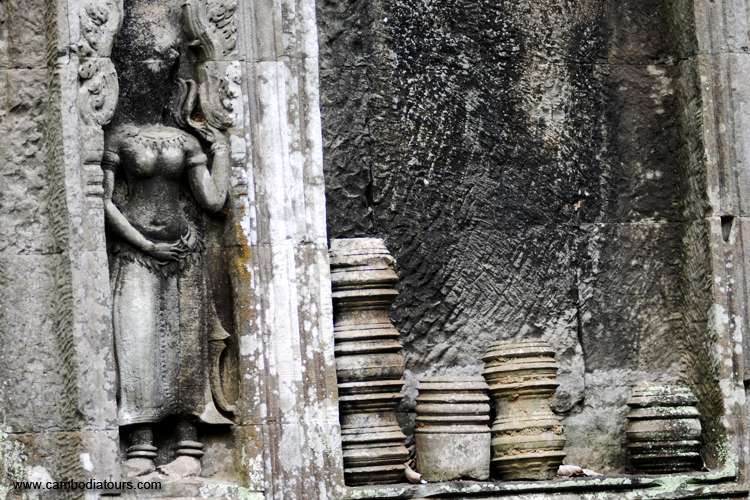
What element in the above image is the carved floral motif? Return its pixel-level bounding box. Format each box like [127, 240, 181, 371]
[207, 0, 238, 54]
[77, 0, 122, 203]
[181, 0, 242, 131]
[78, 58, 118, 128]
[79, 0, 122, 58]
[183, 0, 238, 60]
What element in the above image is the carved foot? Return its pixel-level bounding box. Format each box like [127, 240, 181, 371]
[157, 456, 201, 478]
[124, 457, 156, 477]
[124, 425, 157, 477]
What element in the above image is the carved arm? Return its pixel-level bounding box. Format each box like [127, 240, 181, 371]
[102, 168, 153, 252]
[187, 135, 230, 213]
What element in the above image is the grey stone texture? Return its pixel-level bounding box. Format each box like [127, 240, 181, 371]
[0, 0, 47, 70]
[317, 0, 740, 478]
[330, 238, 409, 486]
[0, 0, 748, 497]
[1, 0, 344, 497]
[414, 377, 491, 482]
[0, 0, 104, 487]
[0, 69, 59, 255]
[483, 341, 566, 480]
[625, 383, 703, 473]
[0, 253, 76, 432]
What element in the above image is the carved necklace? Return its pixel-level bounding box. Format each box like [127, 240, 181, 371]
[133, 133, 187, 152]
[122, 125, 187, 152]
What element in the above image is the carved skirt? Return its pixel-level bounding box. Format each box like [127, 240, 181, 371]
[110, 248, 226, 426]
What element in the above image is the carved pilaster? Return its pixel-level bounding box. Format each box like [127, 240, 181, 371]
[78, 0, 122, 58]
[37, 0, 123, 486]
[77, 58, 118, 202]
[77, 0, 121, 207]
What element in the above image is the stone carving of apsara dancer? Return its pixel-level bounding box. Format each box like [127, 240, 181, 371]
[103, 46, 234, 478]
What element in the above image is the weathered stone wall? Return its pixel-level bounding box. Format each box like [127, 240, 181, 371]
[317, 0, 722, 473]
[1, 0, 345, 497]
[0, 0, 90, 485]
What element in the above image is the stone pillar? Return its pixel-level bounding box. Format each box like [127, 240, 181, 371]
[330, 238, 409, 486]
[688, 0, 750, 478]
[483, 341, 566, 480]
[625, 383, 702, 473]
[415, 377, 491, 482]
[0, 0, 123, 486]
[236, 0, 345, 496]
[67, 0, 123, 484]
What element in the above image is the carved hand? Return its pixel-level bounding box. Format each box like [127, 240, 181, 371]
[179, 227, 198, 251]
[145, 229, 198, 262]
[146, 241, 185, 262]
[192, 121, 229, 147]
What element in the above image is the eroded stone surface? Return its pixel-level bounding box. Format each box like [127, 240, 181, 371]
[317, 0, 716, 473]
[483, 341, 566, 480]
[0, 254, 74, 432]
[0, 0, 46, 69]
[562, 369, 650, 473]
[625, 383, 703, 473]
[578, 222, 686, 374]
[0, 69, 60, 255]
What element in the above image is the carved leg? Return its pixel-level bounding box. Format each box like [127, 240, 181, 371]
[176, 420, 205, 459]
[124, 424, 157, 476]
[157, 420, 203, 478]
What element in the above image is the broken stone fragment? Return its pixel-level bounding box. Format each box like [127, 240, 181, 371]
[557, 464, 602, 477]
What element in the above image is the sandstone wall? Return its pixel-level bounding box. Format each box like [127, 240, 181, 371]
[0, 0, 97, 483]
[0, 0, 345, 497]
[317, 0, 721, 472]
